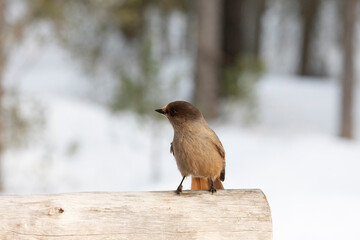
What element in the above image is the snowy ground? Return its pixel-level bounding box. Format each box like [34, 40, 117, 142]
[2, 40, 360, 240]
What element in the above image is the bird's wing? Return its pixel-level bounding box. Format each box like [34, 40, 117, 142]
[191, 131, 226, 190]
[209, 129, 225, 159]
[215, 139, 225, 159]
[170, 142, 174, 155]
[210, 130, 226, 181]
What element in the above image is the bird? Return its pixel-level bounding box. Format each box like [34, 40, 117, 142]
[155, 101, 225, 194]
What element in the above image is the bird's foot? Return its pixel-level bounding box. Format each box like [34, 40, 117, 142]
[209, 185, 216, 194]
[175, 185, 183, 194]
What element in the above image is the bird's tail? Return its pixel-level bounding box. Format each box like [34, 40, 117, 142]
[191, 177, 224, 190]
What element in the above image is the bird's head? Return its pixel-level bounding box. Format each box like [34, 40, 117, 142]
[155, 101, 204, 128]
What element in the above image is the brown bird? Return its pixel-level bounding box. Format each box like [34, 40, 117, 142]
[155, 101, 225, 194]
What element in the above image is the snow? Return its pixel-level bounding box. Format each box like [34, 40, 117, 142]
[2, 19, 360, 240]
[3, 71, 360, 240]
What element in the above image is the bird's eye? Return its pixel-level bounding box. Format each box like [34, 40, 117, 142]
[169, 109, 176, 116]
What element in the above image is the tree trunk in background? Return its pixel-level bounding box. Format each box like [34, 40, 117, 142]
[222, 0, 265, 98]
[194, 0, 222, 118]
[223, 0, 265, 67]
[298, 0, 321, 76]
[0, 0, 5, 191]
[222, 0, 242, 69]
[340, 0, 358, 139]
[253, 0, 266, 58]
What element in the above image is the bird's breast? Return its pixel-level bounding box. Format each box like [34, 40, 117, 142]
[172, 130, 223, 178]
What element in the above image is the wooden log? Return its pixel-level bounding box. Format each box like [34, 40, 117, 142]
[0, 189, 272, 240]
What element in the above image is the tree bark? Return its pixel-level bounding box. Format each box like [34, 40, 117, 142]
[0, 0, 6, 192]
[194, 0, 222, 119]
[340, 0, 358, 139]
[0, 190, 273, 240]
[298, 0, 321, 76]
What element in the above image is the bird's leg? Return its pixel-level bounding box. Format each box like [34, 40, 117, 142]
[176, 176, 186, 194]
[209, 178, 216, 193]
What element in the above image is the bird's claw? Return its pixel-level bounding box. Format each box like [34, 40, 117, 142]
[175, 185, 183, 194]
[209, 185, 216, 194]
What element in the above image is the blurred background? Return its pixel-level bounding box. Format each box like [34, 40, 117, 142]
[0, 0, 359, 239]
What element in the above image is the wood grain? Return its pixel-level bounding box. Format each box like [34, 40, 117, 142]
[0, 189, 272, 240]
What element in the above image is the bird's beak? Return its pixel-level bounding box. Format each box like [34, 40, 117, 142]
[155, 108, 166, 115]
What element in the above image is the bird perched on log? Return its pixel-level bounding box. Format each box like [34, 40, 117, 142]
[155, 101, 225, 194]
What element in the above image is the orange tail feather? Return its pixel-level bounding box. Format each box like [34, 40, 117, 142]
[191, 177, 224, 190]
